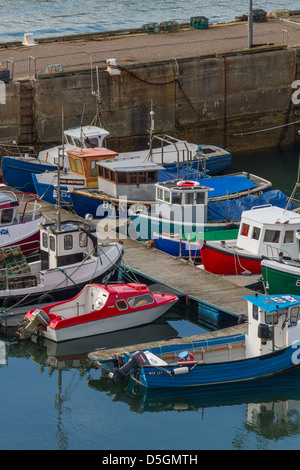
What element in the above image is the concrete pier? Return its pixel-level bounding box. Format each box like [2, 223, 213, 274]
[0, 16, 300, 151]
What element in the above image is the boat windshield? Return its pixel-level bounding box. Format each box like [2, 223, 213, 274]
[128, 294, 154, 308]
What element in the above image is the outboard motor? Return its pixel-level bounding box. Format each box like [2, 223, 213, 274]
[109, 351, 150, 385]
[16, 309, 50, 340]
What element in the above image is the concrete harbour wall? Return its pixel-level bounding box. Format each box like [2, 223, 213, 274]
[1, 45, 299, 153]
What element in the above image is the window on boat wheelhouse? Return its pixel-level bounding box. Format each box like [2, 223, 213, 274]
[1, 209, 13, 224]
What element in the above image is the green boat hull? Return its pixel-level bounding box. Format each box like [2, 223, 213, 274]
[261, 261, 300, 295]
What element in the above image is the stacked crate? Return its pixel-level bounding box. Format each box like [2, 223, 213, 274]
[0, 246, 37, 290]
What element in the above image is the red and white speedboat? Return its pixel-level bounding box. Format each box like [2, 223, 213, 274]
[0, 186, 44, 256]
[199, 205, 300, 275]
[17, 283, 178, 342]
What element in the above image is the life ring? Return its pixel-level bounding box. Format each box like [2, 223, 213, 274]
[177, 180, 200, 188]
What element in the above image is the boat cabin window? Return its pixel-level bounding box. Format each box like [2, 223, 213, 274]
[252, 304, 258, 320]
[290, 307, 300, 325]
[284, 230, 294, 244]
[69, 156, 76, 173]
[164, 191, 170, 203]
[171, 191, 182, 205]
[64, 234, 73, 250]
[75, 159, 83, 175]
[73, 138, 81, 147]
[42, 232, 48, 248]
[90, 160, 98, 177]
[1, 208, 13, 224]
[116, 299, 128, 311]
[79, 232, 88, 247]
[265, 312, 282, 325]
[128, 294, 154, 308]
[85, 137, 98, 148]
[241, 223, 249, 237]
[148, 171, 156, 182]
[263, 229, 280, 243]
[196, 193, 205, 204]
[251, 226, 261, 240]
[185, 193, 194, 205]
[65, 135, 74, 145]
[139, 172, 147, 184]
[117, 172, 127, 184]
[50, 235, 55, 252]
[129, 172, 137, 184]
[157, 187, 163, 201]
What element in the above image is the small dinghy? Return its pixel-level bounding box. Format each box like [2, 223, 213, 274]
[16, 283, 178, 342]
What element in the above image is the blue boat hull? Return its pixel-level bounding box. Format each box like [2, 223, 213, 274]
[71, 191, 104, 218]
[153, 236, 200, 258]
[128, 335, 300, 389]
[32, 174, 72, 206]
[1, 157, 56, 193]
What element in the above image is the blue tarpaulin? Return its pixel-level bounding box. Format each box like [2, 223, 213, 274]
[207, 190, 295, 223]
[158, 170, 257, 198]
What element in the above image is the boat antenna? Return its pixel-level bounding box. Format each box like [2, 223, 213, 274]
[80, 104, 85, 154]
[57, 108, 63, 232]
[149, 100, 155, 161]
[90, 63, 103, 128]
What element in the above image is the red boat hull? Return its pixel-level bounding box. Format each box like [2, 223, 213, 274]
[3, 230, 40, 256]
[200, 240, 262, 275]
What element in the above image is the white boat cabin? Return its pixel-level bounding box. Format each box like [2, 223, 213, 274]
[39, 220, 97, 270]
[0, 188, 39, 226]
[236, 205, 300, 260]
[245, 294, 300, 357]
[38, 125, 110, 168]
[97, 156, 165, 201]
[154, 180, 213, 222]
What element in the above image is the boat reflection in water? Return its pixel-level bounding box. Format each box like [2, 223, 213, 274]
[26, 320, 179, 366]
[88, 367, 300, 443]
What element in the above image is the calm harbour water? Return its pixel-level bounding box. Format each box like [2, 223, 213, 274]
[2, 0, 300, 452]
[0, 0, 297, 43]
[1, 144, 300, 451]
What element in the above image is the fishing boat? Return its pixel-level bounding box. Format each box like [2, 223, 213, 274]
[0, 186, 44, 256]
[199, 204, 300, 275]
[100, 293, 300, 389]
[16, 282, 178, 342]
[152, 229, 239, 259]
[70, 156, 166, 219]
[128, 175, 274, 242]
[261, 257, 300, 295]
[1, 125, 110, 193]
[0, 218, 123, 317]
[33, 138, 232, 208]
[32, 147, 119, 206]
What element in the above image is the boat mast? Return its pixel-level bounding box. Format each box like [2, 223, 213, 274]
[56, 108, 63, 232]
[149, 100, 155, 161]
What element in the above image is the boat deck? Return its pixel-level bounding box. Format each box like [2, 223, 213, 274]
[88, 323, 248, 363]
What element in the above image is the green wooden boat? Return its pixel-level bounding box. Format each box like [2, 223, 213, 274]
[261, 258, 300, 295]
